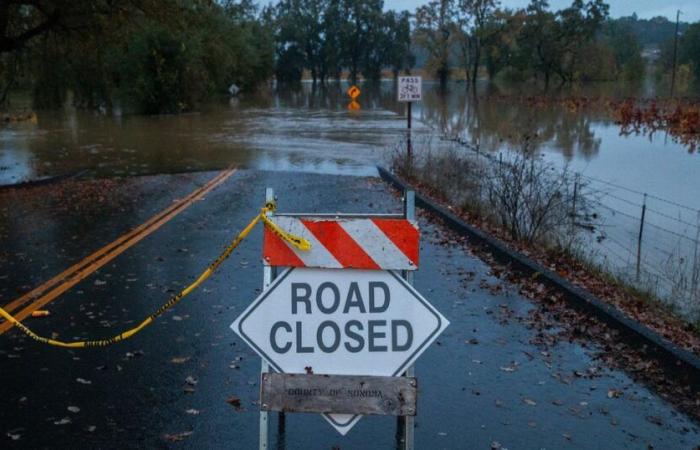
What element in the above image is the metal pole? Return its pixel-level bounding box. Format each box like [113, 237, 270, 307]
[636, 194, 647, 282]
[403, 190, 415, 450]
[260, 187, 275, 450]
[572, 175, 578, 218]
[670, 10, 681, 97]
[407, 102, 413, 167]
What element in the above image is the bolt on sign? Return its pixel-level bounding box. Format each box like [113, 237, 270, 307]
[398, 76, 422, 102]
[347, 85, 361, 100]
[232, 215, 449, 435]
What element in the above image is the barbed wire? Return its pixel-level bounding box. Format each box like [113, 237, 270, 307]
[442, 133, 700, 215]
[597, 202, 699, 244]
[569, 174, 700, 214]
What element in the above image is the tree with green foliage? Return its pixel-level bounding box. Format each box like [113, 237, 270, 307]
[415, 0, 454, 88]
[515, 0, 609, 87]
[381, 11, 414, 79]
[600, 19, 645, 81]
[319, 0, 345, 82]
[460, 0, 499, 85]
[340, 0, 384, 83]
[517, 0, 561, 87]
[2, 0, 275, 113]
[678, 23, 700, 83]
[481, 8, 523, 80]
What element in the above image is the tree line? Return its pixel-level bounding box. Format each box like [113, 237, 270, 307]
[0, 1, 698, 114]
[0, 0, 275, 113]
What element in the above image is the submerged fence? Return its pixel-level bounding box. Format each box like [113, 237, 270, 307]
[401, 132, 700, 322]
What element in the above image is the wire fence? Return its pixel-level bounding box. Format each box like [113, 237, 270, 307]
[422, 132, 700, 322]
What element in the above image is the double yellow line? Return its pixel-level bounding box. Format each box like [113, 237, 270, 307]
[0, 168, 237, 336]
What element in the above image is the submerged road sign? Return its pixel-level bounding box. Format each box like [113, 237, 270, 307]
[347, 85, 361, 100]
[232, 267, 448, 435]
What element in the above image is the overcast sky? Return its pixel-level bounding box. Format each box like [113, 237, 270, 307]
[383, 0, 699, 22]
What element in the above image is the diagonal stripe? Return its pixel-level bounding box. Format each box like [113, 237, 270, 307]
[372, 219, 420, 267]
[263, 228, 306, 267]
[338, 220, 414, 270]
[301, 220, 380, 270]
[270, 217, 342, 269]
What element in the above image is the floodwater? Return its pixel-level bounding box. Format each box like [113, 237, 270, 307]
[1, 81, 698, 205]
[1, 81, 699, 315]
[1, 81, 698, 194]
[0, 85, 412, 183]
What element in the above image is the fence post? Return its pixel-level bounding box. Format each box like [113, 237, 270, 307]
[572, 175, 579, 221]
[636, 193, 647, 281]
[692, 211, 700, 303]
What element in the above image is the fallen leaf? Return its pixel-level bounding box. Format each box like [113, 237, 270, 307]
[164, 431, 193, 442]
[186, 409, 201, 415]
[54, 417, 71, 425]
[76, 378, 92, 385]
[185, 376, 198, 386]
[171, 357, 190, 364]
[67, 406, 80, 413]
[607, 389, 623, 399]
[226, 396, 242, 410]
[523, 398, 537, 406]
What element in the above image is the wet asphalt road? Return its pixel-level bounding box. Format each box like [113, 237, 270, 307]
[0, 169, 699, 449]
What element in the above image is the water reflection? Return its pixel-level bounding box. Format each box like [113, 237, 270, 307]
[0, 81, 697, 192]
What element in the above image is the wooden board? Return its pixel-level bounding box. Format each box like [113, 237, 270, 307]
[260, 373, 417, 416]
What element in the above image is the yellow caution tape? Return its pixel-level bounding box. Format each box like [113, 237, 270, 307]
[0, 201, 310, 348]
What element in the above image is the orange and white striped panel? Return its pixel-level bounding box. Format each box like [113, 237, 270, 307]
[263, 217, 419, 270]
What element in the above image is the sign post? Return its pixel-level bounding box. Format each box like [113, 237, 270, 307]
[398, 76, 422, 165]
[402, 190, 416, 450]
[259, 187, 275, 450]
[233, 187, 448, 447]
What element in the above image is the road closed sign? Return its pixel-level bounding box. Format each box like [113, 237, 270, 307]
[398, 76, 422, 102]
[232, 267, 449, 435]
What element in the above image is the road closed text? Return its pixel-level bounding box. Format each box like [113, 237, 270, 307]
[269, 281, 413, 354]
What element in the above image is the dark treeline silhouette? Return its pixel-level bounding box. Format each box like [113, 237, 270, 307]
[272, 0, 413, 84]
[1, 1, 698, 114]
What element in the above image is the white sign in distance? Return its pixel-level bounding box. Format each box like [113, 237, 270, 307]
[232, 267, 449, 435]
[398, 76, 422, 102]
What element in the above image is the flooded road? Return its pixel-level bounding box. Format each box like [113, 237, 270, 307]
[1, 170, 698, 449]
[0, 85, 416, 182]
[2, 81, 698, 209]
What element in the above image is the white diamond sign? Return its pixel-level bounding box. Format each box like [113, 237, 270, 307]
[231, 267, 449, 435]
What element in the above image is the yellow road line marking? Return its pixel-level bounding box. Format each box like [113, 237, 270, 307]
[0, 168, 236, 335]
[1, 169, 232, 316]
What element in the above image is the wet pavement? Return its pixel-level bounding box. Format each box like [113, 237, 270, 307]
[0, 170, 698, 449]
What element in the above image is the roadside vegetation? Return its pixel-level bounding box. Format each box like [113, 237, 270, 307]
[390, 138, 700, 338]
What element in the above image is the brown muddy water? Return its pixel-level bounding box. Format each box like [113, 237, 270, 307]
[1, 80, 699, 316]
